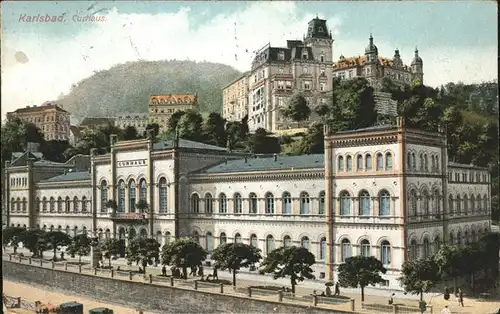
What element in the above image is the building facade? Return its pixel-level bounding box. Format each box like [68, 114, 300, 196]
[78, 117, 115, 130]
[5, 121, 492, 289]
[148, 94, 198, 131]
[7, 102, 71, 141]
[222, 72, 250, 122]
[332, 35, 424, 89]
[115, 113, 149, 136]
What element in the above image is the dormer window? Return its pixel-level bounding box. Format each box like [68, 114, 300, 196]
[302, 49, 308, 60]
[278, 51, 285, 61]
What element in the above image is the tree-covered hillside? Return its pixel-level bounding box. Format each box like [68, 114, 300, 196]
[57, 60, 241, 121]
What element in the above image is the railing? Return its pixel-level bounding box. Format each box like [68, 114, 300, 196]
[361, 302, 433, 314]
[3, 253, 355, 312]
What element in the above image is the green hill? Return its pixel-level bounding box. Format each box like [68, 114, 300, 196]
[57, 60, 241, 122]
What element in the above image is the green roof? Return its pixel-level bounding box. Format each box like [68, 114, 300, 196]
[153, 139, 227, 152]
[201, 154, 324, 174]
[42, 171, 91, 182]
[336, 125, 393, 134]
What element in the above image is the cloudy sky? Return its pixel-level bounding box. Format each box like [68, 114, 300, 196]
[1, 1, 497, 117]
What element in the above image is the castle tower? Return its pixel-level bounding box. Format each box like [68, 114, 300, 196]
[411, 47, 424, 84]
[393, 48, 403, 67]
[303, 16, 334, 63]
[364, 34, 379, 85]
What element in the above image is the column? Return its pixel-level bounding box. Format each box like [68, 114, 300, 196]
[324, 125, 335, 282]
[110, 134, 117, 237]
[353, 197, 359, 217]
[371, 197, 378, 216]
[147, 133, 154, 235]
[90, 148, 98, 233]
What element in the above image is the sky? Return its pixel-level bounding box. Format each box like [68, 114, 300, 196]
[1, 1, 498, 117]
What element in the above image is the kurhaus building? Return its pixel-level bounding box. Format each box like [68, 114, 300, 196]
[5, 119, 492, 288]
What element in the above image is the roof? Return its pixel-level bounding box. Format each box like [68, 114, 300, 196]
[42, 171, 91, 182]
[70, 125, 82, 137]
[153, 138, 228, 152]
[201, 154, 324, 174]
[116, 113, 148, 119]
[336, 125, 394, 134]
[223, 71, 250, 89]
[9, 102, 68, 114]
[333, 55, 411, 71]
[149, 94, 197, 106]
[79, 117, 115, 127]
[447, 162, 488, 170]
[251, 43, 315, 70]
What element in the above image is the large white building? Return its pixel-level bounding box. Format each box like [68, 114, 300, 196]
[5, 119, 492, 288]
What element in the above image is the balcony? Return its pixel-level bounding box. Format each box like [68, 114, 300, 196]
[109, 212, 149, 224]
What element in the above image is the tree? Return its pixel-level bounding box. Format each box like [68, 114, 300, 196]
[177, 110, 203, 141]
[246, 128, 280, 154]
[19, 229, 50, 258]
[99, 238, 121, 268]
[202, 112, 227, 147]
[123, 126, 139, 140]
[280, 93, 311, 125]
[42, 231, 72, 261]
[144, 123, 160, 139]
[399, 259, 440, 301]
[434, 245, 467, 291]
[161, 237, 207, 279]
[259, 246, 315, 293]
[337, 256, 387, 302]
[167, 111, 186, 134]
[65, 234, 91, 264]
[126, 237, 160, 274]
[211, 243, 262, 286]
[226, 120, 249, 150]
[2, 226, 26, 254]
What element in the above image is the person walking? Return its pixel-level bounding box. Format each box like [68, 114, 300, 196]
[212, 266, 218, 281]
[458, 288, 464, 307]
[161, 265, 167, 276]
[334, 282, 340, 296]
[440, 305, 451, 314]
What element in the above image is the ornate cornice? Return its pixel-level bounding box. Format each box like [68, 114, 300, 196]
[190, 169, 324, 183]
[36, 180, 91, 189]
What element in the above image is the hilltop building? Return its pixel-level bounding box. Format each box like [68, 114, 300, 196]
[148, 94, 198, 131]
[78, 117, 115, 130]
[6, 102, 71, 141]
[115, 113, 149, 135]
[5, 119, 492, 287]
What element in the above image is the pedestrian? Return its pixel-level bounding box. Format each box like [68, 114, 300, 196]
[458, 288, 464, 307]
[198, 266, 204, 277]
[162, 265, 167, 276]
[213, 266, 218, 280]
[440, 305, 451, 314]
[325, 285, 332, 297]
[388, 293, 395, 305]
[444, 286, 450, 300]
[334, 282, 340, 296]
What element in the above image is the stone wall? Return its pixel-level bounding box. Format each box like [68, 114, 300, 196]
[2, 261, 351, 314]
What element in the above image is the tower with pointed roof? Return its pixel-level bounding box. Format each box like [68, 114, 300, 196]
[411, 48, 424, 84]
[364, 34, 379, 86]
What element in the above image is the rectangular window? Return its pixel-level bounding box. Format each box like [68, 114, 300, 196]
[320, 83, 326, 91]
[361, 244, 370, 257]
[304, 81, 311, 90]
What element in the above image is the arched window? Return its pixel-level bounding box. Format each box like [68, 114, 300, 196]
[381, 241, 391, 264]
[300, 192, 310, 215]
[464, 231, 469, 244]
[422, 190, 430, 217]
[365, 154, 372, 170]
[448, 195, 454, 214]
[409, 239, 418, 261]
[376, 153, 383, 171]
[265, 193, 274, 214]
[73, 197, 79, 212]
[165, 232, 171, 246]
[206, 232, 213, 253]
[423, 238, 431, 258]
[456, 194, 462, 213]
[385, 153, 393, 170]
[159, 178, 167, 213]
[282, 192, 292, 214]
[35, 197, 40, 213]
[476, 194, 481, 213]
[338, 156, 344, 172]
[433, 191, 440, 216]
[81, 197, 88, 212]
[346, 156, 353, 171]
[266, 235, 274, 254]
[128, 180, 136, 212]
[118, 180, 125, 212]
[57, 197, 62, 212]
[301, 236, 310, 250]
[42, 197, 48, 212]
[283, 235, 292, 247]
[435, 157, 439, 171]
[139, 179, 147, 202]
[357, 155, 363, 171]
[449, 232, 454, 245]
[156, 231, 162, 244]
[340, 191, 351, 216]
[250, 234, 258, 247]
[359, 190, 370, 216]
[234, 233, 242, 243]
[233, 193, 242, 214]
[191, 194, 200, 213]
[379, 190, 391, 216]
[463, 194, 468, 214]
[15, 198, 20, 212]
[50, 197, 55, 212]
[341, 239, 351, 262]
[469, 194, 475, 214]
[100, 181, 108, 212]
[192, 231, 200, 244]
[219, 232, 227, 245]
[219, 193, 227, 213]
[433, 236, 441, 254]
[319, 237, 327, 260]
[407, 152, 412, 169]
[249, 193, 258, 214]
[419, 153, 424, 171]
[205, 193, 213, 213]
[411, 152, 416, 169]
[424, 154, 429, 171]
[471, 230, 476, 242]
[360, 239, 370, 257]
[318, 191, 325, 215]
[138, 228, 147, 239]
[10, 198, 15, 212]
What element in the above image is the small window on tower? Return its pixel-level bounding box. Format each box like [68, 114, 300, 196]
[278, 51, 285, 61]
[302, 49, 308, 60]
[318, 27, 324, 33]
[320, 54, 325, 62]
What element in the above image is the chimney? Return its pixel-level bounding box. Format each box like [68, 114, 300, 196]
[244, 157, 248, 163]
[273, 154, 277, 162]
